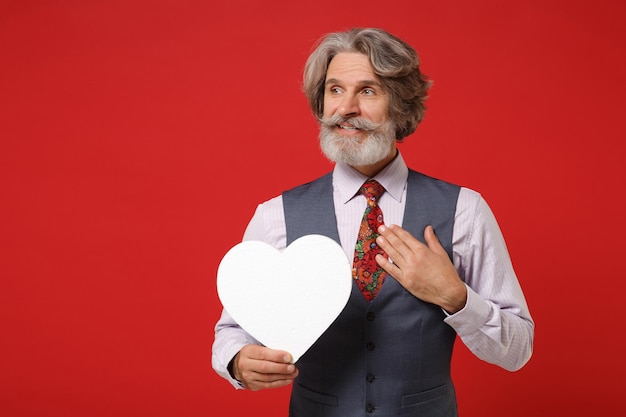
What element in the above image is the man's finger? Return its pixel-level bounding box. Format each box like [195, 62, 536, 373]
[245, 345, 293, 364]
[424, 225, 447, 256]
[376, 225, 402, 263]
[375, 253, 401, 277]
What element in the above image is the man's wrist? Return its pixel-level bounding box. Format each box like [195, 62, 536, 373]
[443, 282, 468, 314]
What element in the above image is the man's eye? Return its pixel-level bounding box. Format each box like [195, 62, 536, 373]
[363, 88, 375, 95]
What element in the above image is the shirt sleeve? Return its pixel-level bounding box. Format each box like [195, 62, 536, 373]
[444, 188, 534, 371]
[211, 309, 259, 389]
[211, 196, 287, 389]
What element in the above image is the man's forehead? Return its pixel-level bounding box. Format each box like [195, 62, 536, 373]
[325, 52, 379, 84]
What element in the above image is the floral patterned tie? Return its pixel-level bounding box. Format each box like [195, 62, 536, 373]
[353, 180, 387, 301]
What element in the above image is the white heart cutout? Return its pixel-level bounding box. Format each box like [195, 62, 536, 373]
[217, 234, 352, 363]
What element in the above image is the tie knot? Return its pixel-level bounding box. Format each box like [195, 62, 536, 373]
[360, 180, 385, 203]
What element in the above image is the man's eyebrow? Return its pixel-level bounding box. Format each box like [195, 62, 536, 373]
[325, 78, 383, 87]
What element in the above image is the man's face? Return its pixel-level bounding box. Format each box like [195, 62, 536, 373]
[319, 52, 396, 168]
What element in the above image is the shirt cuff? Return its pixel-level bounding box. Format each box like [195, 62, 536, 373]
[443, 284, 491, 336]
[212, 340, 249, 389]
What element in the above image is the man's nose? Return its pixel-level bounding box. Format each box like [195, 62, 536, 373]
[338, 94, 360, 118]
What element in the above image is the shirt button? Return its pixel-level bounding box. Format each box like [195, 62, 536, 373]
[366, 342, 375, 351]
[366, 403, 376, 413]
[366, 312, 376, 321]
[366, 373, 376, 383]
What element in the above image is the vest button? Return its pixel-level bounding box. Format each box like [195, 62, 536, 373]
[366, 403, 376, 413]
[366, 373, 376, 383]
[366, 312, 376, 321]
[366, 342, 375, 351]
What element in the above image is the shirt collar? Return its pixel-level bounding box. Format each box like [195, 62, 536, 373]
[333, 152, 409, 204]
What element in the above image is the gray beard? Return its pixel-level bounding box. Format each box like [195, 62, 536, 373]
[319, 116, 396, 167]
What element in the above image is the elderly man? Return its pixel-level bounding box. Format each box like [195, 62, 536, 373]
[212, 27, 533, 417]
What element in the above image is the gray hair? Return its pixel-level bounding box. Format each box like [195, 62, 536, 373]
[303, 28, 431, 141]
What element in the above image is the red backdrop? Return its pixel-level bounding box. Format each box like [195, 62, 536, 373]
[2, 1, 625, 416]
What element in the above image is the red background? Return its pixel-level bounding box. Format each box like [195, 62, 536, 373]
[2, 1, 625, 416]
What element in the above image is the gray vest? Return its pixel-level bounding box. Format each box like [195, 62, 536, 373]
[282, 169, 461, 417]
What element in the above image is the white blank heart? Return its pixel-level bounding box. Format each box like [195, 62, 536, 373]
[217, 234, 352, 363]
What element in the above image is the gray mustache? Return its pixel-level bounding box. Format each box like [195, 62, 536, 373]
[320, 115, 381, 131]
